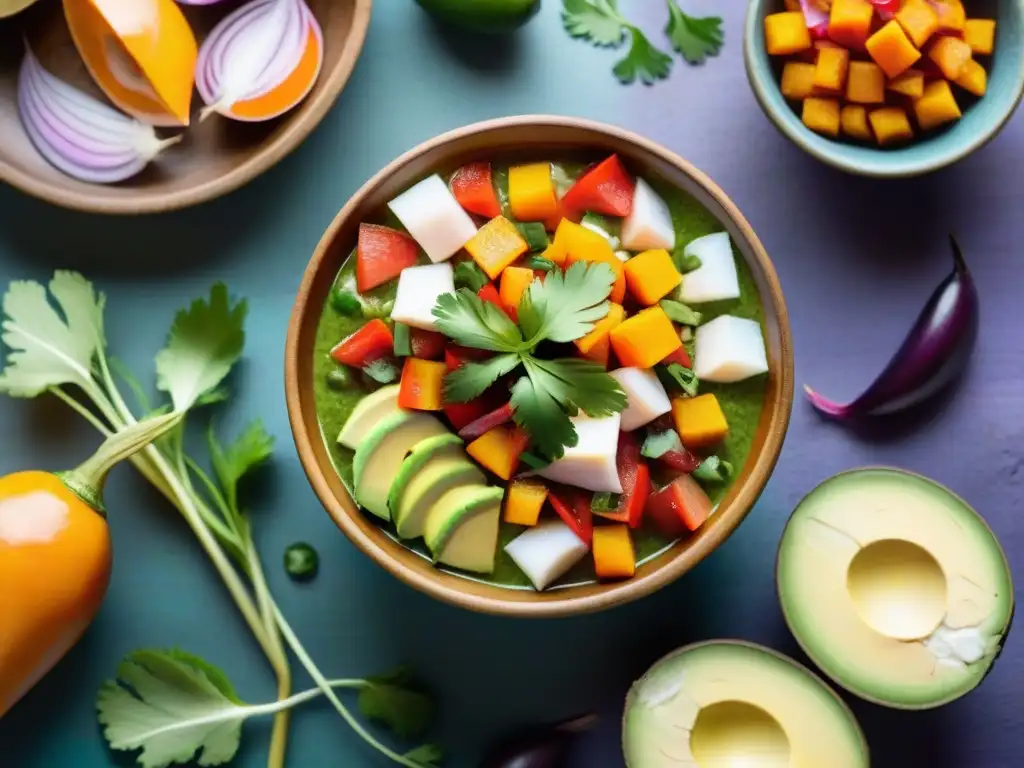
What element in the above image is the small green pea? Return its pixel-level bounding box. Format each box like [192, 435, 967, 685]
[331, 288, 362, 316]
[284, 542, 319, 582]
[326, 368, 352, 391]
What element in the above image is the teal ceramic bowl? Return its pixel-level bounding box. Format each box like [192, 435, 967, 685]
[744, 0, 1024, 177]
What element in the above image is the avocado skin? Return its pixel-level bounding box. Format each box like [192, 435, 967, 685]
[414, 0, 542, 33]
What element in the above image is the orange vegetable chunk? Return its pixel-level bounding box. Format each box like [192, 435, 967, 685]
[934, 0, 966, 35]
[914, 79, 963, 130]
[887, 69, 926, 98]
[802, 97, 842, 137]
[671, 394, 728, 448]
[465, 216, 528, 280]
[845, 61, 886, 104]
[813, 47, 850, 93]
[623, 249, 681, 305]
[575, 303, 625, 356]
[841, 105, 873, 141]
[509, 163, 559, 222]
[592, 525, 636, 580]
[953, 59, 987, 97]
[398, 358, 446, 411]
[895, 0, 940, 49]
[963, 19, 996, 56]
[580, 335, 611, 368]
[828, 0, 875, 50]
[609, 306, 681, 369]
[544, 219, 612, 267]
[928, 35, 972, 80]
[764, 12, 812, 56]
[499, 266, 535, 319]
[466, 426, 527, 481]
[504, 480, 548, 527]
[867, 21, 922, 78]
[869, 107, 914, 146]
[781, 61, 817, 100]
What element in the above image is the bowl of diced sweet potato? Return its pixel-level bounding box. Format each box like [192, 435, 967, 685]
[744, 0, 1024, 176]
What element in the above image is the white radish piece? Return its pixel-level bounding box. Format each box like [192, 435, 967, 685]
[693, 315, 769, 383]
[677, 232, 740, 304]
[534, 414, 622, 493]
[504, 520, 590, 591]
[610, 368, 672, 431]
[387, 174, 478, 263]
[620, 178, 676, 252]
[390, 262, 455, 331]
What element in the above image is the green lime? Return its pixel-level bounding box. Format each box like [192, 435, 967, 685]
[414, 0, 542, 33]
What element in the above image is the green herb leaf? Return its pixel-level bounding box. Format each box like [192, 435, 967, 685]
[561, 0, 628, 47]
[404, 744, 444, 766]
[666, 1, 724, 65]
[527, 357, 627, 417]
[453, 261, 490, 293]
[672, 248, 702, 273]
[444, 353, 520, 403]
[693, 455, 732, 483]
[515, 222, 551, 252]
[393, 323, 412, 357]
[660, 299, 702, 326]
[613, 28, 674, 85]
[363, 358, 400, 384]
[0, 271, 105, 397]
[591, 491, 621, 513]
[519, 261, 615, 344]
[642, 429, 684, 459]
[525, 256, 557, 272]
[208, 420, 274, 511]
[433, 288, 524, 352]
[657, 363, 699, 397]
[519, 450, 553, 471]
[357, 667, 435, 740]
[331, 288, 362, 317]
[155, 283, 246, 412]
[511, 373, 578, 461]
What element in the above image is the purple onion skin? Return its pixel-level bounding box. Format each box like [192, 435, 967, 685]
[482, 714, 597, 768]
[806, 236, 979, 421]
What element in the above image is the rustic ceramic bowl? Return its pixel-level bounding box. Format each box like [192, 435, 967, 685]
[0, 0, 372, 214]
[285, 116, 795, 618]
[745, 0, 1024, 177]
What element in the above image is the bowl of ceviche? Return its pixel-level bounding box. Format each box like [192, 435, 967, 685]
[286, 116, 794, 617]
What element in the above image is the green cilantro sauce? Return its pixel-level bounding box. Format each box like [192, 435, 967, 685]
[312, 162, 766, 589]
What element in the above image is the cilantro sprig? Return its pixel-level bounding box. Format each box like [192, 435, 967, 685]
[561, 0, 724, 85]
[433, 262, 627, 460]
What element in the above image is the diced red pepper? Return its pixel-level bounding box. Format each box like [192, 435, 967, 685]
[477, 283, 513, 318]
[450, 162, 502, 219]
[458, 402, 515, 440]
[595, 432, 651, 528]
[445, 398, 493, 431]
[330, 319, 394, 367]
[663, 345, 693, 368]
[356, 224, 419, 292]
[548, 487, 594, 546]
[445, 344, 494, 372]
[560, 155, 634, 219]
[646, 475, 713, 538]
[409, 328, 445, 360]
[659, 448, 702, 474]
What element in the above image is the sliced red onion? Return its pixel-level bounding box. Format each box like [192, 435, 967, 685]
[799, 0, 830, 39]
[17, 49, 180, 184]
[196, 0, 319, 121]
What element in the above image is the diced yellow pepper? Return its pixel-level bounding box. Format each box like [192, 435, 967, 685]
[609, 307, 682, 369]
[467, 426, 522, 481]
[574, 303, 625, 356]
[781, 61, 817, 101]
[499, 266, 535, 315]
[845, 61, 886, 104]
[802, 97, 841, 138]
[928, 35, 972, 80]
[953, 58, 988, 97]
[504, 480, 548, 526]
[508, 163, 559, 222]
[764, 12, 812, 56]
[813, 47, 850, 93]
[543, 218, 611, 266]
[933, 0, 966, 35]
[914, 79, 963, 130]
[623, 249, 681, 305]
[895, 0, 940, 49]
[869, 107, 914, 146]
[887, 69, 925, 98]
[963, 19, 996, 56]
[828, 0, 874, 50]
[671, 394, 728, 449]
[464, 216, 528, 280]
[841, 105, 873, 141]
[592, 525, 636, 580]
[867, 21, 922, 79]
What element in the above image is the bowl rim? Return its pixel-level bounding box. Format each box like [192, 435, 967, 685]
[743, 0, 1024, 178]
[0, 0, 373, 215]
[285, 114, 795, 618]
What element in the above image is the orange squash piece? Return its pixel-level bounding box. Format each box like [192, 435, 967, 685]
[802, 97, 841, 138]
[575, 303, 625, 357]
[63, 0, 198, 126]
[867, 21, 922, 79]
[813, 47, 850, 94]
[504, 480, 548, 527]
[509, 163, 560, 222]
[623, 249, 681, 305]
[933, 0, 966, 35]
[845, 61, 885, 104]
[840, 105, 873, 141]
[592, 525, 636, 580]
[609, 307, 681, 369]
[928, 35, 973, 80]
[764, 12, 812, 56]
[671, 394, 728, 448]
[887, 69, 926, 99]
[465, 216, 529, 280]
[895, 0, 940, 49]
[579, 335, 611, 368]
[828, 0, 875, 50]
[963, 19, 996, 56]
[467, 426, 528, 481]
[499, 266, 535, 319]
[544, 219, 612, 267]
[953, 59, 987, 97]
[914, 79, 962, 130]
[869, 107, 914, 146]
[781, 61, 817, 100]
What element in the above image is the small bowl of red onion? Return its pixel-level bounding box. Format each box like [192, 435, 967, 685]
[0, 0, 372, 214]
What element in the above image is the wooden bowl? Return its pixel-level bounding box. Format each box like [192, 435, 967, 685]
[285, 116, 795, 618]
[0, 0, 372, 214]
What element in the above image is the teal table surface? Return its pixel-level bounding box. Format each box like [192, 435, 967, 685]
[1, 2, 1023, 767]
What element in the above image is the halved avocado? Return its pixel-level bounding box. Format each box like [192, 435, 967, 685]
[424, 485, 504, 574]
[777, 468, 1014, 709]
[352, 412, 448, 520]
[623, 641, 868, 768]
[337, 384, 401, 450]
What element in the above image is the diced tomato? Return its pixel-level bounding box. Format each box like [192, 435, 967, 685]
[646, 475, 713, 538]
[356, 224, 419, 292]
[330, 319, 394, 367]
[663, 345, 693, 367]
[560, 155, 634, 219]
[548, 487, 594, 546]
[458, 402, 515, 440]
[445, 398, 493, 431]
[595, 432, 651, 528]
[477, 283, 513, 318]
[659, 448, 702, 474]
[450, 162, 502, 219]
[409, 328, 445, 360]
[445, 344, 494, 372]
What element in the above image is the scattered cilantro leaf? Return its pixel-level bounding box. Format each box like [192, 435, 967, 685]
[404, 744, 444, 766]
[453, 261, 489, 293]
[519, 261, 615, 344]
[433, 288, 523, 352]
[511, 372, 578, 460]
[363, 358, 400, 384]
[660, 299, 702, 326]
[561, 0, 628, 46]
[208, 421, 274, 511]
[693, 455, 732, 483]
[642, 429, 684, 459]
[525, 256, 557, 272]
[443, 353, 520, 403]
[526, 358, 627, 418]
[613, 27, 674, 85]
[357, 667, 435, 740]
[666, 1, 724, 65]
[657, 363, 699, 397]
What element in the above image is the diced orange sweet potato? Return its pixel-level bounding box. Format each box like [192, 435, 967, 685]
[802, 97, 841, 137]
[498, 266, 535, 319]
[465, 216, 528, 280]
[953, 58, 987, 97]
[841, 105, 873, 141]
[887, 69, 926, 98]
[504, 480, 547, 526]
[914, 79, 962, 130]
[828, 0, 875, 50]
[867, 21, 922, 78]
[575, 303, 625, 356]
[509, 163, 559, 222]
[846, 61, 886, 104]
[765, 12, 812, 56]
[895, 0, 940, 49]
[672, 394, 728, 448]
[869, 107, 914, 146]
[609, 307, 681, 369]
[963, 19, 996, 56]
[813, 47, 850, 93]
[781, 61, 817, 100]
[544, 219, 613, 267]
[933, 0, 966, 35]
[928, 35, 972, 80]
[467, 426, 527, 481]
[592, 525, 636, 580]
[623, 249, 681, 305]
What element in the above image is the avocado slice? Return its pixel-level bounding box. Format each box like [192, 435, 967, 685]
[337, 384, 401, 450]
[391, 435, 485, 540]
[352, 412, 449, 520]
[424, 485, 504, 574]
[623, 641, 868, 768]
[777, 468, 1014, 709]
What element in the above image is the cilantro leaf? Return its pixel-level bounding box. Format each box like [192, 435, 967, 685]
[363, 358, 400, 384]
[453, 261, 489, 293]
[511, 371, 578, 461]
[665, 1, 724, 65]
[519, 261, 615, 345]
[561, 0, 627, 47]
[443, 353, 520, 403]
[404, 744, 444, 766]
[642, 429, 684, 459]
[208, 421, 274, 511]
[693, 454, 732, 483]
[0, 271, 105, 397]
[155, 283, 246, 412]
[526, 358, 628, 417]
[657, 363, 699, 397]
[433, 288, 523, 352]
[613, 27, 674, 85]
[357, 667, 435, 740]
